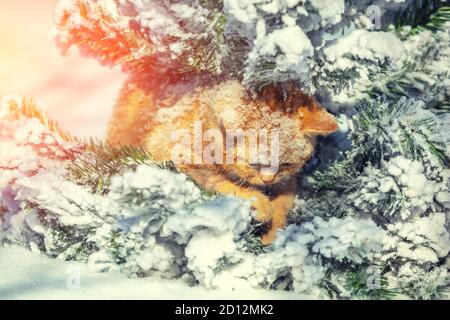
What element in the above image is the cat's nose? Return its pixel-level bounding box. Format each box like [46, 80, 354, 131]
[261, 174, 276, 184]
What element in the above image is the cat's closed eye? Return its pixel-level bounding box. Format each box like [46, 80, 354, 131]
[249, 164, 260, 169]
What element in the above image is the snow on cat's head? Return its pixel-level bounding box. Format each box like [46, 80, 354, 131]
[209, 81, 338, 187]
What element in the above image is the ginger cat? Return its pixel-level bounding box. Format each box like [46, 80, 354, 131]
[108, 80, 338, 245]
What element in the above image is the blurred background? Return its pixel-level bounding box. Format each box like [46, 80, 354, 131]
[0, 0, 127, 138]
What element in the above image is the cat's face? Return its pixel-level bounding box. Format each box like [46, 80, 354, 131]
[212, 81, 338, 188]
[221, 162, 307, 188]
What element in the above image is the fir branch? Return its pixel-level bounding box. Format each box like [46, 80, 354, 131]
[55, 0, 229, 85]
[3, 98, 76, 142]
[108, 230, 127, 265]
[66, 141, 176, 194]
[345, 266, 398, 300]
[38, 208, 99, 261]
[1, 97, 185, 196]
[387, 1, 450, 34]
[240, 219, 266, 255]
[306, 96, 449, 209]
[311, 159, 359, 191]
[55, 1, 155, 68]
[177, 9, 228, 76]
[312, 68, 359, 96]
[409, 6, 450, 35]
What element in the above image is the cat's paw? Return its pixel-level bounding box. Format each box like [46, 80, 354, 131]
[250, 195, 273, 223]
[261, 230, 277, 246]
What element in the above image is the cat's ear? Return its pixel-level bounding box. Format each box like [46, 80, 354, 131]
[298, 102, 338, 135]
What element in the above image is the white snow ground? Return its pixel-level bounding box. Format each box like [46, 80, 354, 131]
[0, 246, 309, 300]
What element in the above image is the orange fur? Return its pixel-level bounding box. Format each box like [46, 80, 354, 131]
[107, 82, 156, 147]
[108, 80, 338, 244]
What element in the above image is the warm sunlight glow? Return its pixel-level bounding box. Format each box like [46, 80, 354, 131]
[0, 0, 126, 138]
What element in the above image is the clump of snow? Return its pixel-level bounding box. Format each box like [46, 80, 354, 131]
[396, 25, 450, 109]
[353, 156, 446, 220]
[224, 0, 258, 24]
[384, 212, 450, 264]
[396, 263, 448, 300]
[302, 216, 385, 263]
[109, 165, 202, 220]
[310, 0, 345, 25]
[387, 158, 435, 214]
[324, 30, 404, 65]
[0, 96, 84, 245]
[247, 24, 314, 86]
[163, 197, 250, 241]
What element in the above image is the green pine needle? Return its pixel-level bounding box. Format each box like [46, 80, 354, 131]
[66, 141, 176, 194]
[410, 6, 450, 35]
[345, 267, 398, 300]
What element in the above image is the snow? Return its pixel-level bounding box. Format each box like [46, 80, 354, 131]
[109, 165, 203, 216]
[305, 217, 385, 263]
[323, 30, 404, 65]
[162, 197, 251, 241]
[224, 0, 258, 24]
[310, 0, 345, 25]
[385, 213, 450, 264]
[396, 262, 448, 300]
[0, 246, 309, 300]
[319, 29, 405, 104]
[257, 26, 313, 67]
